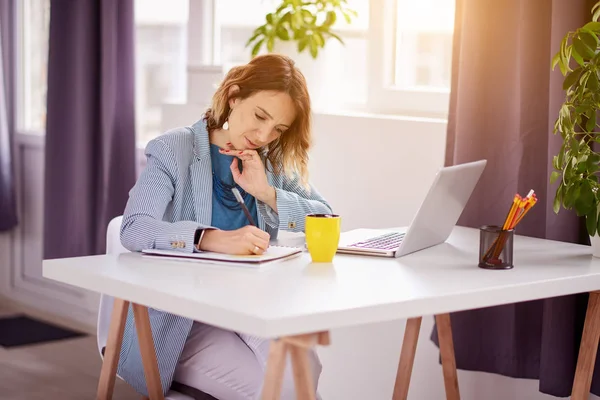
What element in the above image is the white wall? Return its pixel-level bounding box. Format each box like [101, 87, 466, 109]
[309, 112, 446, 231]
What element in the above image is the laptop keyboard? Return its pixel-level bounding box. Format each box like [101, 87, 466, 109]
[348, 232, 405, 250]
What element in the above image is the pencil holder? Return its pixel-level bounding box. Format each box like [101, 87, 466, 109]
[478, 225, 514, 270]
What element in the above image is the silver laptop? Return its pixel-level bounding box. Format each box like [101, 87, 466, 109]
[337, 159, 487, 258]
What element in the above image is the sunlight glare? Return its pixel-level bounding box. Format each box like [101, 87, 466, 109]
[396, 0, 455, 32]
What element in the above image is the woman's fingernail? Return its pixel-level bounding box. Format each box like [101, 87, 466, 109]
[238, 151, 243, 155]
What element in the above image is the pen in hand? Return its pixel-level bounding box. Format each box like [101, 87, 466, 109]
[232, 187, 257, 227]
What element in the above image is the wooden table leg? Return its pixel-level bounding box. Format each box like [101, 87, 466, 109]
[262, 340, 289, 400]
[392, 317, 422, 400]
[436, 313, 460, 400]
[97, 298, 130, 400]
[572, 291, 600, 399]
[261, 331, 330, 400]
[289, 345, 316, 400]
[132, 303, 165, 400]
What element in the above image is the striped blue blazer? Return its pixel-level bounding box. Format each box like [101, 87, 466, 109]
[117, 117, 332, 396]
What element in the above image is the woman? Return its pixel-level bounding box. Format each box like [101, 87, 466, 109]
[118, 53, 332, 399]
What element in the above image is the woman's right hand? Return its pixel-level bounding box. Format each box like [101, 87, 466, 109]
[198, 226, 271, 255]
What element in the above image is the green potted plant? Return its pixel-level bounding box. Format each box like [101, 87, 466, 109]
[245, 0, 357, 59]
[551, 1, 600, 255]
[244, 0, 357, 109]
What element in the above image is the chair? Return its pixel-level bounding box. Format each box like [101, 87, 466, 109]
[99, 216, 215, 400]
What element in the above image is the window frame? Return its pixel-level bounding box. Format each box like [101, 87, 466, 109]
[16, 0, 48, 136]
[15, 0, 25, 133]
[366, 0, 451, 118]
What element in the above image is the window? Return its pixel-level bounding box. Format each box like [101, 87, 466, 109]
[368, 0, 455, 117]
[18, 0, 455, 142]
[393, 0, 454, 90]
[19, 0, 50, 133]
[134, 0, 188, 143]
[17, 0, 189, 143]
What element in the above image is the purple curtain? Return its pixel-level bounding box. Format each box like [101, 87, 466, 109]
[44, 0, 136, 259]
[431, 0, 600, 396]
[0, 0, 17, 231]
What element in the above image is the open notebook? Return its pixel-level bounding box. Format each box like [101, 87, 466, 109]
[141, 246, 302, 268]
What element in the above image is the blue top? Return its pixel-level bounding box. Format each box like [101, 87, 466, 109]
[209, 144, 258, 230]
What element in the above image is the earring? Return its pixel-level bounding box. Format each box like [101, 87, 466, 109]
[222, 120, 229, 130]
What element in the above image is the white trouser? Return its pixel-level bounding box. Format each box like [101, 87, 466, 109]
[173, 322, 323, 400]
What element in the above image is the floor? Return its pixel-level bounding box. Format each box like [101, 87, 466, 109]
[0, 301, 140, 400]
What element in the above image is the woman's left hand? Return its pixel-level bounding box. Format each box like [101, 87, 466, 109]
[219, 148, 276, 205]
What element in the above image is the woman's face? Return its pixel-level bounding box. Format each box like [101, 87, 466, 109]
[227, 89, 296, 150]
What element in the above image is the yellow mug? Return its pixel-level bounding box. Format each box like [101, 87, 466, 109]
[305, 214, 341, 263]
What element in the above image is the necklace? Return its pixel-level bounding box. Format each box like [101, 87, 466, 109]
[212, 173, 246, 210]
[212, 166, 255, 211]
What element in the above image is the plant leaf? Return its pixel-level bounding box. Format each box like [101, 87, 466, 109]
[276, 25, 290, 40]
[587, 113, 597, 132]
[309, 36, 318, 58]
[581, 29, 600, 49]
[251, 38, 264, 57]
[589, 71, 600, 92]
[314, 32, 325, 47]
[571, 46, 586, 66]
[560, 34, 569, 62]
[593, 1, 600, 16]
[583, 21, 600, 33]
[324, 10, 337, 26]
[577, 180, 595, 216]
[280, 11, 292, 25]
[558, 144, 565, 168]
[571, 138, 581, 154]
[550, 170, 561, 184]
[554, 183, 563, 213]
[267, 36, 275, 52]
[578, 157, 590, 173]
[551, 51, 561, 70]
[573, 36, 596, 59]
[588, 153, 600, 172]
[588, 207, 598, 237]
[301, 8, 315, 24]
[298, 37, 309, 52]
[292, 11, 303, 29]
[266, 13, 274, 25]
[570, 185, 581, 210]
[294, 28, 306, 40]
[345, 8, 358, 17]
[563, 67, 583, 90]
[329, 31, 345, 44]
[275, 2, 288, 14]
[245, 33, 260, 47]
[342, 10, 352, 24]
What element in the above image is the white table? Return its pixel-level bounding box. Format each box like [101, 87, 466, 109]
[43, 226, 600, 400]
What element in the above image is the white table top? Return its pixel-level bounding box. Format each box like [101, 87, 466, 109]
[43, 226, 600, 338]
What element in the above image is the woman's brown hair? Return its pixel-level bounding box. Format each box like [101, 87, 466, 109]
[204, 53, 312, 187]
